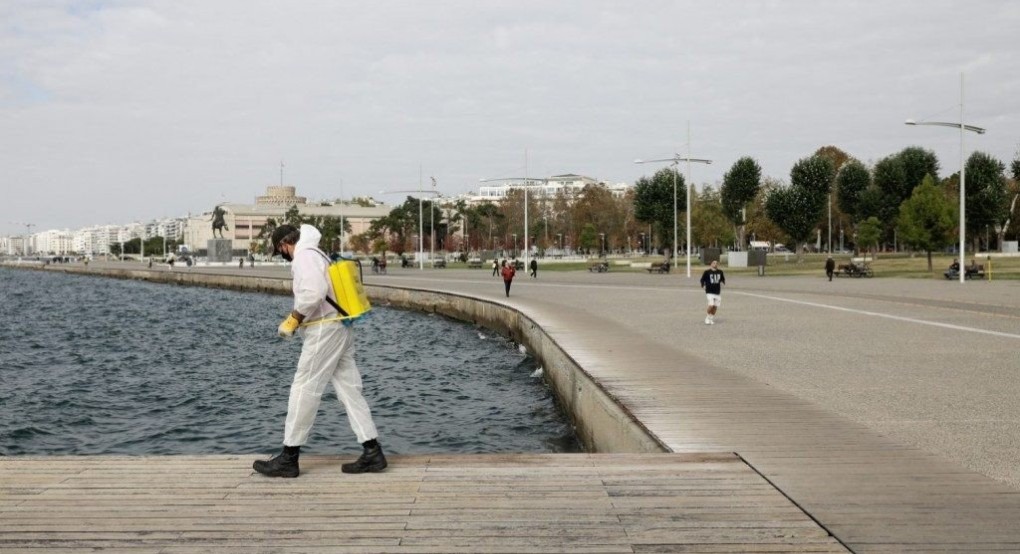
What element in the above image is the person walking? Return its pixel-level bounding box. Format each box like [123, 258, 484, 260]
[501, 259, 516, 297]
[699, 259, 725, 325]
[825, 256, 836, 281]
[254, 223, 387, 478]
[492, 258, 499, 277]
[529, 258, 538, 278]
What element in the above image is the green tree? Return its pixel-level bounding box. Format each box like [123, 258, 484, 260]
[856, 217, 882, 258]
[633, 167, 685, 252]
[836, 159, 871, 221]
[745, 179, 787, 248]
[765, 155, 834, 258]
[899, 146, 941, 192]
[897, 175, 957, 271]
[964, 151, 1007, 251]
[872, 147, 940, 246]
[692, 185, 735, 248]
[720, 156, 762, 248]
[1004, 149, 1020, 243]
[578, 223, 597, 254]
[764, 186, 821, 259]
[791, 155, 836, 201]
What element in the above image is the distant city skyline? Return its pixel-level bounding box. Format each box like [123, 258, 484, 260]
[3, 1, 1019, 235]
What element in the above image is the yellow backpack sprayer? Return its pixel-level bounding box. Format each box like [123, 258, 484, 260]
[302, 252, 371, 326]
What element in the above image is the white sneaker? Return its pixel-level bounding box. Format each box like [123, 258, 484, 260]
[708, 318, 715, 325]
[705, 316, 712, 325]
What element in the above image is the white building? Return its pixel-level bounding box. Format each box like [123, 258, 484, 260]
[464, 174, 632, 204]
[73, 225, 122, 255]
[33, 229, 74, 255]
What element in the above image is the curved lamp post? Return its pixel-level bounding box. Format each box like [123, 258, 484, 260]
[905, 73, 986, 284]
[481, 151, 544, 271]
[635, 131, 712, 277]
[380, 183, 442, 270]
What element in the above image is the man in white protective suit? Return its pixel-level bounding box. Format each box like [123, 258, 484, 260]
[253, 223, 387, 478]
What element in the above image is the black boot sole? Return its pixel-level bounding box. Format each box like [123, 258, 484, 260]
[253, 461, 299, 478]
[341, 461, 387, 474]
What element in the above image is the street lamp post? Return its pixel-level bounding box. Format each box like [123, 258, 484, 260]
[480, 150, 542, 271]
[635, 125, 712, 277]
[379, 178, 443, 271]
[905, 73, 986, 284]
[599, 233, 606, 256]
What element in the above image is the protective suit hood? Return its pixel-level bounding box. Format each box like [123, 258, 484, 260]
[294, 224, 322, 254]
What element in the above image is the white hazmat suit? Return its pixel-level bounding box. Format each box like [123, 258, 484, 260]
[283, 224, 379, 446]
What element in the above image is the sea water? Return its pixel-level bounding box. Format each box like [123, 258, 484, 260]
[0, 267, 581, 455]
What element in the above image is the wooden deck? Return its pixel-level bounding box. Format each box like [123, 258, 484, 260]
[0, 453, 847, 553]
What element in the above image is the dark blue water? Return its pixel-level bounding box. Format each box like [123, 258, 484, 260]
[0, 267, 580, 455]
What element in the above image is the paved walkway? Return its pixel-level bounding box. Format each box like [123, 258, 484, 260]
[23, 262, 1020, 552]
[364, 266, 1020, 552]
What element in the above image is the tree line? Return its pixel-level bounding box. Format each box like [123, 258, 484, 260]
[260, 145, 1020, 270]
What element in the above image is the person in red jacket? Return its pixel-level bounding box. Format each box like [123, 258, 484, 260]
[500, 260, 516, 297]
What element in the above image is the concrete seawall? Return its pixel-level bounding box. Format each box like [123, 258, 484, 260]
[27, 264, 665, 454]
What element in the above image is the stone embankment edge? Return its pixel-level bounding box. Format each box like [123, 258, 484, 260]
[28, 264, 668, 454]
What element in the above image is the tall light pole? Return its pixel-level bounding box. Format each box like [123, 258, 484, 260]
[480, 150, 539, 271]
[379, 179, 442, 271]
[635, 128, 712, 277]
[906, 73, 986, 284]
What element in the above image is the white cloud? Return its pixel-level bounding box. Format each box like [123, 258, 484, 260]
[2, 0, 1019, 233]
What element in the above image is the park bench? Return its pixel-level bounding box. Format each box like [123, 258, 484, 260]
[432, 259, 447, 268]
[646, 262, 671, 274]
[467, 259, 483, 269]
[946, 264, 985, 280]
[588, 261, 609, 273]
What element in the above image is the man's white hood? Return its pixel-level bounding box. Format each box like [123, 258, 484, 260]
[294, 224, 322, 253]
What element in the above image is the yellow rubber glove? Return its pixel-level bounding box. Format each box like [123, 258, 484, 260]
[278, 314, 301, 337]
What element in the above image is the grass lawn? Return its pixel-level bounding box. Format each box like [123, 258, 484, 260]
[443, 253, 1020, 279]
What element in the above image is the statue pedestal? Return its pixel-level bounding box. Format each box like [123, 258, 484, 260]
[207, 239, 233, 263]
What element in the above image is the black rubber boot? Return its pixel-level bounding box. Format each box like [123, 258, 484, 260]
[253, 446, 300, 478]
[342, 440, 387, 474]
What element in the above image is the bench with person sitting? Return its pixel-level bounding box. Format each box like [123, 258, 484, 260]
[588, 260, 609, 273]
[947, 259, 985, 280]
[646, 260, 671, 274]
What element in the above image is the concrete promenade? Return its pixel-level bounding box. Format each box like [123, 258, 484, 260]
[368, 266, 1020, 551]
[6, 261, 1020, 552]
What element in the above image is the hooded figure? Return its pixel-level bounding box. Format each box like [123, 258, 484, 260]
[254, 224, 387, 478]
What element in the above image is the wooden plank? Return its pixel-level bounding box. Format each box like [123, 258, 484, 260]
[0, 454, 846, 553]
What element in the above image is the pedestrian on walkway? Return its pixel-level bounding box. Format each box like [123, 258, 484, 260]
[501, 259, 516, 297]
[492, 258, 499, 277]
[254, 223, 387, 479]
[699, 260, 725, 325]
[529, 258, 538, 278]
[825, 256, 835, 281]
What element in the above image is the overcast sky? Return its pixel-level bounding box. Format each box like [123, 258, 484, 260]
[3, 1, 1019, 235]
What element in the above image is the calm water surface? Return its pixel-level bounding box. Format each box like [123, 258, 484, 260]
[0, 267, 580, 455]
